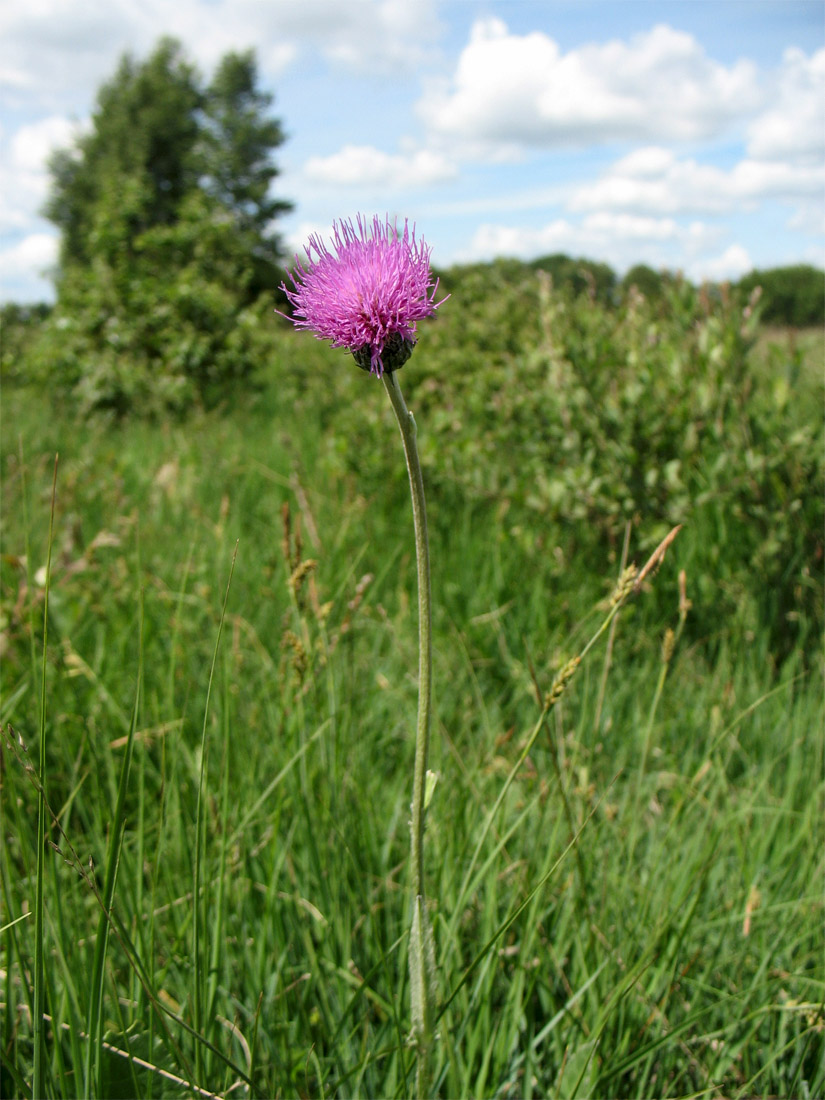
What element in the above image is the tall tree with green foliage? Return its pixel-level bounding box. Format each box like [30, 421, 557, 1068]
[201, 49, 292, 292]
[39, 37, 291, 415]
[45, 38, 203, 274]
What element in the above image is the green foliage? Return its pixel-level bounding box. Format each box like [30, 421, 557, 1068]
[201, 49, 292, 292]
[529, 252, 618, 304]
[434, 272, 823, 660]
[37, 37, 290, 416]
[621, 262, 666, 300]
[44, 38, 203, 271]
[738, 263, 825, 326]
[311, 267, 822, 663]
[27, 193, 273, 416]
[5, 253, 822, 657]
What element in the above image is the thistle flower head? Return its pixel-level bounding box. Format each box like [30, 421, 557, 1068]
[280, 215, 447, 377]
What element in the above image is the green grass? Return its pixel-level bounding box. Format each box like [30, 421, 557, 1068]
[1, 315, 823, 1098]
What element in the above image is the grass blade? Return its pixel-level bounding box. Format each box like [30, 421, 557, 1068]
[33, 454, 58, 1100]
[84, 555, 144, 1096]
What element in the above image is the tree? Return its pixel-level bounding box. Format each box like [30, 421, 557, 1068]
[45, 38, 203, 274]
[39, 38, 292, 414]
[621, 263, 665, 301]
[737, 264, 825, 327]
[530, 253, 617, 304]
[200, 50, 293, 292]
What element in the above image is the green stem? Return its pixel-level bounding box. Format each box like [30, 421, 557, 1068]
[382, 371, 435, 1094]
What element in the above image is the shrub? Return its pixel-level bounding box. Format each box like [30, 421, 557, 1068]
[316, 266, 822, 662]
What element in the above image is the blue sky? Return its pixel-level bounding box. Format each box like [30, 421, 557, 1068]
[1, 0, 823, 302]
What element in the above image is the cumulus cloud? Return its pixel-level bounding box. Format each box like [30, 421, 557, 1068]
[0, 0, 441, 112]
[12, 114, 80, 174]
[747, 46, 825, 163]
[0, 231, 57, 300]
[466, 211, 681, 260]
[303, 144, 458, 189]
[461, 210, 736, 277]
[282, 220, 329, 262]
[787, 200, 825, 237]
[0, 115, 83, 232]
[311, 0, 443, 71]
[691, 243, 752, 283]
[569, 147, 825, 217]
[1, 2, 138, 111]
[2, 231, 57, 268]
[418, 18, 762, 153]
[157, 0, 442, 75]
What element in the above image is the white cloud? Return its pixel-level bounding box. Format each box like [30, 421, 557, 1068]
[569, 146, 825, 217]
[747, 46, 825, 163]
[419, 18, 762, 154]
[460, 210, 737, 277]
[0, 115, 84, 232]
[731, 157, 825, 202]
[313, 0, 443, 71]
[282, 220, 327, 263]
[303, 144, 457, 189]
[3, 231, 57, 268]
[689, 243, 752, 283]
[787, 200, 825, 237]
[0, 0, 441, 113]
[12, 115, 80, 174]
[0, 1, 134, 110]
[581, 211, 682, 241]
[466, 211, 684, 261]
[0, 231, 57, 300]
[151, 0, 441, 75]
[0, 4, 820, 299]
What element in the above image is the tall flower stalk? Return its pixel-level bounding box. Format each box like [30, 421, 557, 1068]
[382, 370, 438, 1095]
[280, 215, 447, 1095]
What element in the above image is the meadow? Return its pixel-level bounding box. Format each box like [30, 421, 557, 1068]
[1, 265, 823, 1098]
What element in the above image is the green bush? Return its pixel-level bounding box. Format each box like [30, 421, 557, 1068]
[312, 266, 822, 662]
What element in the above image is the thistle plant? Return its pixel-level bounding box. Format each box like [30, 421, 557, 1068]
[280, 214, 447, 1095]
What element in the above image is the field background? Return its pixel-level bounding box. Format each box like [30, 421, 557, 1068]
[1, 264, 823, 1098]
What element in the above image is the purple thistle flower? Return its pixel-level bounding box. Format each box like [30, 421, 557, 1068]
[279, 214, 447, 377]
